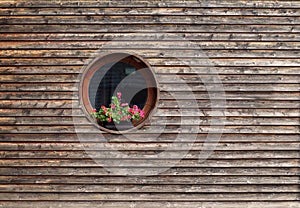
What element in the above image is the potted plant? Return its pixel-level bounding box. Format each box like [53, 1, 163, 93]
[90, 92, 145, 131]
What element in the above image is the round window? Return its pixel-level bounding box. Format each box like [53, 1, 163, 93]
[80, 53, 159, 133]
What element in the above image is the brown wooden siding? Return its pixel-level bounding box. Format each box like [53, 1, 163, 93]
[0, 0, 300, 207]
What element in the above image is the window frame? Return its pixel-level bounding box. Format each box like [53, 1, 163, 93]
[79, 52, 159, 134]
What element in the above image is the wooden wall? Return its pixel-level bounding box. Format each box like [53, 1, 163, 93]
[0, 0, 300, 207]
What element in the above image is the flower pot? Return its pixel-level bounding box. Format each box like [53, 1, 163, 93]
[100, 120, 134, 131]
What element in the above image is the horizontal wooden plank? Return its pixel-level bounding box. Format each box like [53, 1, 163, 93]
[1, 16, 300, 25]
[1, 41, 299, 50]
[158, 91, 300, 101]
[1, 24, 299, 33]
[0, 175, 299, 185]
[0, 201, 299, 208]
[0, 92, 78, 100]
[0, 167, 298, 176]
[0, 57, 84, 66]
[1, 74, 300, 84]
[157, 108, 300, 117]
[0, 91, 299, 101]
[0, 83, 77, 91]
[1, 108, 298, 121]
[1, 132, 299, 143]
[0, 65, 82, 74]
[1, 66, 300, 75]
[132, 116, 300, 126]
[1, 8, 300, 17]
[0, 74, 79, 82]
[1, 142, 299, 151]
[0, 175, 297, 184]
[0, 116, 298, 126]
[1, 83, 299, 92]
[0, 158, 299, 168]
[0, 109, 80, 117]
[160, 83, 300, 92]
[2, 201, 300, 208]
[0, 124, 299, 134]
[1, 99, 300, 109]
[0, 116, 88, 125]
[0, 184, 298, 193]
[2, 49, 300, 59]
[0, 0, 299, 9]
[1, 132, 300, 143]
[158, 100, 300, 108]
[0, 100, 75, 108]
[1, 57, 300, 68]
[155, 66, 300, 75]
[1, 33, 299, 42]
[157, 74, 300, 84]
[0, 192, 299, 201]
[1, 150, 299, 159]
[152, 58, 300, 67]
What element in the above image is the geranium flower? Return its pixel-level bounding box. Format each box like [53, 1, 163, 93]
[140, 110, 145, 118]
[128, 108, 135, 115]
[91, 92, 145, 125]
[117, 92, 122, 99]
[101, 105, 107, 111]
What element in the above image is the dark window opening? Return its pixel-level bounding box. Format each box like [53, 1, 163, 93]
[89, 62, 148, 111]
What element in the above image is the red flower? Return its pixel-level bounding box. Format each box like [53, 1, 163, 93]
[92, 109, 97, 112]
[128, 108, 135, 115]
[107, 117, 112, 122]
[100, 106, 107, 115]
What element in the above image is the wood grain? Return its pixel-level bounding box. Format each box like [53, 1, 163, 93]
[0, 0, 299, 207]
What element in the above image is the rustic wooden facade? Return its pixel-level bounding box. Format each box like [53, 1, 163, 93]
[0, 0, 300, 207]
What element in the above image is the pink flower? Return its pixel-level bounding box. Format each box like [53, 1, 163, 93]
[118, 111, 122, 115]
[121, 103, 128, 107]
[127, 115, 132, 119]
[133, 105, 138, 110]
[107, 117, 112, 122]
[140, 110, 145, 118]
[117, 92, 122, 99]
[111, 104, 116, 109]
[92, 109, 97, 112]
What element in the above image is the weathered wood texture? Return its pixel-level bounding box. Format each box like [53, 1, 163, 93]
[0, 0, 299, 207]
